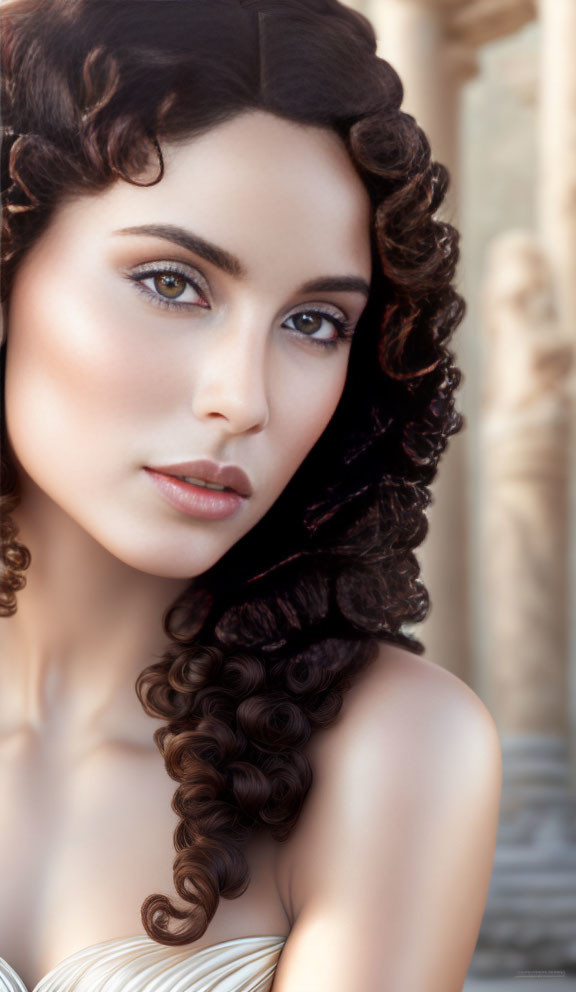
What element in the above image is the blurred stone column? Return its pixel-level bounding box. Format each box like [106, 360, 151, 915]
[473, 229, 576, 974]
[367, 0, 479, 680]
[537, 0, 576, 340]
[454, 0, 576, 977]
[472, 0, 576, 975]
[537, 0, 576, 788]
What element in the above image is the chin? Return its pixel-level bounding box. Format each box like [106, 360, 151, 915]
[97, 530, 233, 580]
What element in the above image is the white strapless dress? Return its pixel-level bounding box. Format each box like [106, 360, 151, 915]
[0, 934, 287, 992]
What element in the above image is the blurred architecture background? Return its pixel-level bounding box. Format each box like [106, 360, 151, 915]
[347, 0, 576, 985]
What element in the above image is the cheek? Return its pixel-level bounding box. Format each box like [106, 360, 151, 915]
[3, 270, 158, 494]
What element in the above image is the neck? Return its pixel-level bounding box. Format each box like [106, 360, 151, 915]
[1, 483, 192, 749]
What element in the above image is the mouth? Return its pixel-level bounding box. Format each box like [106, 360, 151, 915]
[172, 475, 231, 492]
[144, 466, 250, 522]
[146, 459, 253, 498]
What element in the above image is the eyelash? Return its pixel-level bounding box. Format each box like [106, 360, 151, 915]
[125, 262, 355, 349]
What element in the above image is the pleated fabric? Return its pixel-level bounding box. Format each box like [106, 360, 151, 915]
[0, 934, 287, 992]
[0, 957, 29, 992]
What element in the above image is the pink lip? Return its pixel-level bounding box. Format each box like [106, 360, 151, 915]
[144, 468, 247, 521]
[146, 459, 253, 498]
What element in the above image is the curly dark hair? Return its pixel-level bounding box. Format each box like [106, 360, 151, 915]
[0, 0, 465, 946]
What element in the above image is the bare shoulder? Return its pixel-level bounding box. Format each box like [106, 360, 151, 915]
[272, 643, 503, 992]
[300, 641, 501, 808]
[348, 640, 497, 726]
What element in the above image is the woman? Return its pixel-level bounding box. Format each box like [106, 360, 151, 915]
[0, 0, 502, 989]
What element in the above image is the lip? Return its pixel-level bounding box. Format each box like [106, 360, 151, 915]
[144, 469, 245, 521]
[146, 459, 253, 498]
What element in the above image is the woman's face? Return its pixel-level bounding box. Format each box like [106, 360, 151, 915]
[4, 110, 372, 578]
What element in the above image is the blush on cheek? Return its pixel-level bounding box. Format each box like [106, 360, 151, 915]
[4, 271, 118, 493]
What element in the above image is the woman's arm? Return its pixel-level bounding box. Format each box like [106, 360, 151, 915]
[271, 650, 502, 992]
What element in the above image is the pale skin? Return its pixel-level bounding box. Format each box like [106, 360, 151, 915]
[0, 110, 502, 990]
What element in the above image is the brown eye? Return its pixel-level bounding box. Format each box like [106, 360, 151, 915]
[292, 312, 323, 335]
[283, 307, 350, 344]
[153, 273, 187, 299]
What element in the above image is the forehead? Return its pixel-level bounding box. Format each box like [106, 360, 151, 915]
[156, 109, 371, 221]
[34, 110, 373, 290]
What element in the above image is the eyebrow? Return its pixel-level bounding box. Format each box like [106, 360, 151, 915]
[114, 224, 371, 298]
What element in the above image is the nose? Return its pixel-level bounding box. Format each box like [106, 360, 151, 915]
[191, 320, 270, 435]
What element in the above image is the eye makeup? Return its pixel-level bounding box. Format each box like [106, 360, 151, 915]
[122, 259, 357, 349]
[125, 259, 210, 309]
